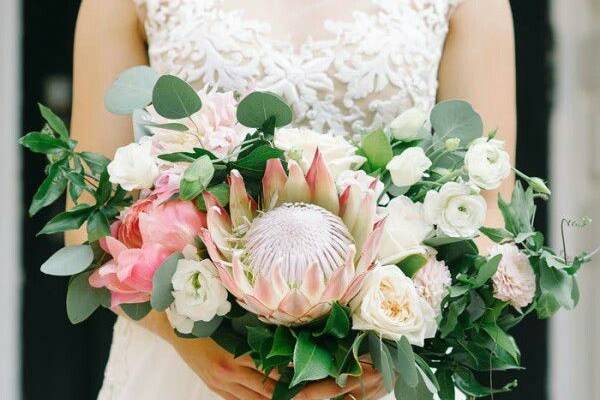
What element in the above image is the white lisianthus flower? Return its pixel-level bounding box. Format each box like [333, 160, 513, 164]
[378, 196, 433, 265]
[465, 137, 511, 190]
[423, 182, 487, 238]
[107, 141, 159, 191]
[389, 107, 428, 141]
[168, 258, 231, 333]
[413, 255, 452, 316]
[274, 128, 366, 178]
[166, 304, 194, 334]
[489, 243, 536, 310]
[386, 148, 432, 187]
[336, 170, 384, 198]
[350, 265, 437, 346]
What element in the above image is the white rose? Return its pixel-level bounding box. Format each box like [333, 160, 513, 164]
[386, 147, 432, 187]
[464, 137, 511, 190]
[350, 265, 437, 346]
[107, 141, 159, 191]
[423, 182, 487, 238]
[169, 258, 231, 331]
[378, 196, 433, 265]
[389, 108, 428, 141]
[336, 170, 385, 198]
[274, 128, 366, 178]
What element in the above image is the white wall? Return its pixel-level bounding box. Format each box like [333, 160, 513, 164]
[0, 0, 21, 399]
[550, 0, 600, 398]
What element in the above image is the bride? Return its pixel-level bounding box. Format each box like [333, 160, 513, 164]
[68, 0, 516, 398]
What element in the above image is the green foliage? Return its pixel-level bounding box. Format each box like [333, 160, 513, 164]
[291, 332, 334, 386]
[151, 252, 183, 311]
[360, 130, 394, 171]
[498, 181, 536, 236]
[369, 333, 395, 391]
[236, 91, 293, 133]
[104, 66, 159, 115]
[313, 302, 350, 339]
[191, 316, 224, 337]
[121, 302, 152, 321]
[152, 74, 202, 119]
[180, 156, 215, 200]
[231, 145, 285, 179]
[41, 244, 94, 276]
[398, 254, 428, 277]
[195, 183, 230, 211]
[66, 271, 110, 324]
[430, 100, 483, 146]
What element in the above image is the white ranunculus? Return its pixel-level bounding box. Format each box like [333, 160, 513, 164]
[464, 137, 511, 190]
[350, 265, 437, 346]
[107, 141, 159, 191]
[388, 108, 428, 141]
[169, 258, 231, 329]
[336, 170, 385, 198]
[423, 182, 487, 238]
[378, 196, 433, 265]
[274, 128, 366, 178]
[386, 147, 432, 187]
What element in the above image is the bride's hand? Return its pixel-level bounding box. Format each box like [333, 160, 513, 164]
[296, 363, 385, 400]
[171, 336, 277, 400]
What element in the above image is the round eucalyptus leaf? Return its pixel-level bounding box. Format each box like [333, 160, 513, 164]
[66, 272, 101, 324]
[132, 109, 154, 142]
[192, 316, 224, 337]
[152, 75, 202, 119]
[104, 66, 159, 115]
[236, 91, 293, 129]
[41, 245, 94, 276]
[121, 302, 152, 321]
[430, 100, 483, 146]
[151, 252, 183, 311]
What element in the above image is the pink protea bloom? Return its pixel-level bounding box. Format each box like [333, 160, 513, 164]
[90, 193, 206, 307]
[201, 149, 385, 326]
[490, 243, 536, 310]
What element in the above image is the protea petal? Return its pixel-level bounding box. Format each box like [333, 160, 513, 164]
[305, 149, 339, 214]
[320, 246, 356, 303]
[203, 190, 226, 210]
[340, 185, 363, 232]
[229, 170, 256, 231]
[200, 228, 224, 263]
[350, 189, 377, 255]
[300, 263, 325, 302]
[231, 251, 253, 294]
[281, 160, 310, 203]
[206, 206, 233, 258]
[278, 290, 311, 318]
[214, 263, 244, 299]
[262, 158, 287, 210]
[243, 294, 275, 317]
[356, 218, 386, 273]
[253, 274, 281, 309]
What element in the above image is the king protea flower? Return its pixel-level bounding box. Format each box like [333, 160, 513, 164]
[201, 149, 384, 326]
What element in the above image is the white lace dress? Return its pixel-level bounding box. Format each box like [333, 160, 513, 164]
[98, 1, 466, 399]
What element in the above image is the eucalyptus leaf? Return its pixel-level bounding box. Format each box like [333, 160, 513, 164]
[66, 271, 106, 324]
[431, 100, 483, 146]
[41, 244, 94, 276]
[180, 156, 215, 200]
[152, 75, 202, 119]
[394, 336, 418, 388]
[453, 368, 517, 397]
[291, 332, 333, 386]
[192, 316, 224, 337]
[151, 252, 183, 311]
[132, 109, 154, 141]
[236, 91, 293, 130]
[105, 66, 159, 115]
[369, 333, 395, 392]
[121, 302, 152, 321]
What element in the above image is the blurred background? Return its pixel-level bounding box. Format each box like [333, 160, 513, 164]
[0, 0, 598, 399]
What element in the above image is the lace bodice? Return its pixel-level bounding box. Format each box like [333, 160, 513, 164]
[134, 0, 464, 137]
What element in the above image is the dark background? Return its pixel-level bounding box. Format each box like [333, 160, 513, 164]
[20, 1, 551, 399]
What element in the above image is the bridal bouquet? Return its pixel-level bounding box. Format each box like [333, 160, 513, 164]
[22, 66, 593, 399]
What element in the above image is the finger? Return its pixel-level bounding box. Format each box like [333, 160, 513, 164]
[235, 367, 277, 398]
[347, 379, 386, 400]
[296, 379, 362, 400]
[236, 355, 259, 369]
[229, 383, 270, 400]
[212, 388, 238, 400]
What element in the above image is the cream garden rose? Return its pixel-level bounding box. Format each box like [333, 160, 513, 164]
[350, 265, 437, 346]
[274, 127, 366, 178]
[423, 182, 487, 238]
[386, 147, 432, 187]
[378, 196, 433, 265]
[464, 137, 511, 190]
[107, 141, 159, 191]
[389, 107, 428, 141]
[166, 254, 231, 334]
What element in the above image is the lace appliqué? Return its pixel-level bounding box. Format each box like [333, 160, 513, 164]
[134, 0, 458, 137]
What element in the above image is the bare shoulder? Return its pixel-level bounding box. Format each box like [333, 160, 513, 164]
[450, 0, 513, 36]
[77, 0, 141, 36]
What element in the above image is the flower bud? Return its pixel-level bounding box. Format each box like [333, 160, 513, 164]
[445, 137, 461, 151]
[528, 177, 551, 196]
[389, 108, 428, 141]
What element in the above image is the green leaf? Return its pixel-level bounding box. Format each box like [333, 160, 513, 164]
[38, 204, 94, 235]
[423, 236, 470, 247]
[334, 332, 367, 387]
[273, 368, 307, 400]
[313, 302, 350, 339]
[19, 132, 70, 153]
[95, 169, 112, 204]
[453, 368, 517, 397]
[29, 161, 68, 216]
[369, 333, 395, 392]
[232, 145, 284, 177]
[291, 332, 334, 387]
[536, 292, 561, 319]
[140, 121, 189, 131]
[430, 100, 483, 146]
[210, 319, 251, 357]
[435, 369, 455, 400]
[180, 156, 215, 200]
[86, 209, 111, 242]
[466, 291, 486, 322]
[540, 260, 575, 309]
[66, 172, 87, 202]
[66, 271, 108, 324]
[79, 152, 110, 177]
[247, 325, 274, 354]
[158, 152, 197, 163]
[481, 324, 520, 364]
[398, 254, 428, 278]
[473, 254, 502, 287]
[236, 91, 293, 130]
[38, 103, 69, 138]
[498, 181, 536, 236]
[439, 296, 469, 338]
[361, 130, 393, 170]
[152, 74, 202, 119]
[195, 183, 230, 211]
[268, 326, 296, 358]
[151, 252, 183, 311]
[192, 316, 224, 337]
[121, 302, 152, 321]
[104, 66, 159, 115]
[394, 370, 435, 400]
[41, 244, 94, 276]
[479, 227, 514, 243]
[394, 336, 418, 388]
